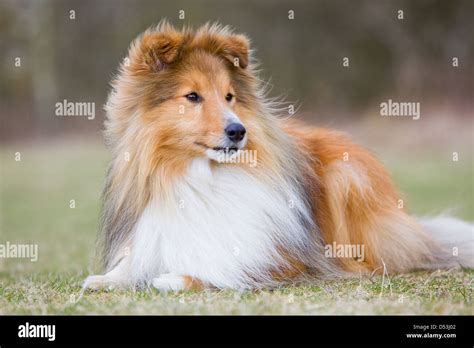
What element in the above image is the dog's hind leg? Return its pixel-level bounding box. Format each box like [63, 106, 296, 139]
[152, 274, 204, 292]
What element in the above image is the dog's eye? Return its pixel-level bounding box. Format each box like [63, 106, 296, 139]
[225, 93, 234, 102]
[185, 92, 201, 103]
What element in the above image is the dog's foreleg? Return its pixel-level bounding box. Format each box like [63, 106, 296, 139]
[83, 255, 132, 290]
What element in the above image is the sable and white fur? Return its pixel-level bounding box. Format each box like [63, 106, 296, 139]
[84, 22, 473, 291]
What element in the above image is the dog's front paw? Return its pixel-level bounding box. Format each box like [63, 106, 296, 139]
[152, 273, 187, 292]
[83, 275, 120, 290]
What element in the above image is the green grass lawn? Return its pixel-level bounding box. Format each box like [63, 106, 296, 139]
[0, 140, 472, 314]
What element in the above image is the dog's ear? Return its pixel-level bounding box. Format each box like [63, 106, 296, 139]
[139, 31, 184, 72]
[221, 34, 250, 69]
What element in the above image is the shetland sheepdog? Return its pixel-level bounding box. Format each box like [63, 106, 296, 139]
[84, 22, 473, 291]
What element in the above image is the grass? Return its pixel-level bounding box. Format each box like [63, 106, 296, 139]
[0, 138, 472, 315]
[0, 270, 472, 315]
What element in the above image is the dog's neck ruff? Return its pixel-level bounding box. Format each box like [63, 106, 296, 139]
[130, 157, 314, 288]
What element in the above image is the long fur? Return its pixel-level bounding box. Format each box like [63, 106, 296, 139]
[84, 21, 472, 291]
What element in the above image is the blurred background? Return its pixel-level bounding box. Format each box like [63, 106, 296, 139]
[0, 0, 472, 275]
[1, 0, 473, 140]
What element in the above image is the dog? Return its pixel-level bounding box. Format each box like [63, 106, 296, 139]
[83, 21, 473, 291]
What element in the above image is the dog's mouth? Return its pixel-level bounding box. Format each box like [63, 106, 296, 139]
[195, 142, 239, 153]
[195, 142, 242, 162]
[212, 146, 239, 153]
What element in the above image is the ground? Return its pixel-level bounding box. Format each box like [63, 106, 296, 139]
[0, 137, 472, 315]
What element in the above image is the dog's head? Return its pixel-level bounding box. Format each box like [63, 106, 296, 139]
[107, 22, 267, 165]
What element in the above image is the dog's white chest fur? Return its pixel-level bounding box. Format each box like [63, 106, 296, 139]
[130, 157, 311, 288]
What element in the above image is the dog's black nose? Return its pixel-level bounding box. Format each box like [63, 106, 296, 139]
[225, 123, 246, 143]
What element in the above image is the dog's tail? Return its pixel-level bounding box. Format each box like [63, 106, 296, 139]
[418, 215, 474, 269]
[359, 213, 474, 273]
[315, 154, 473, 273]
